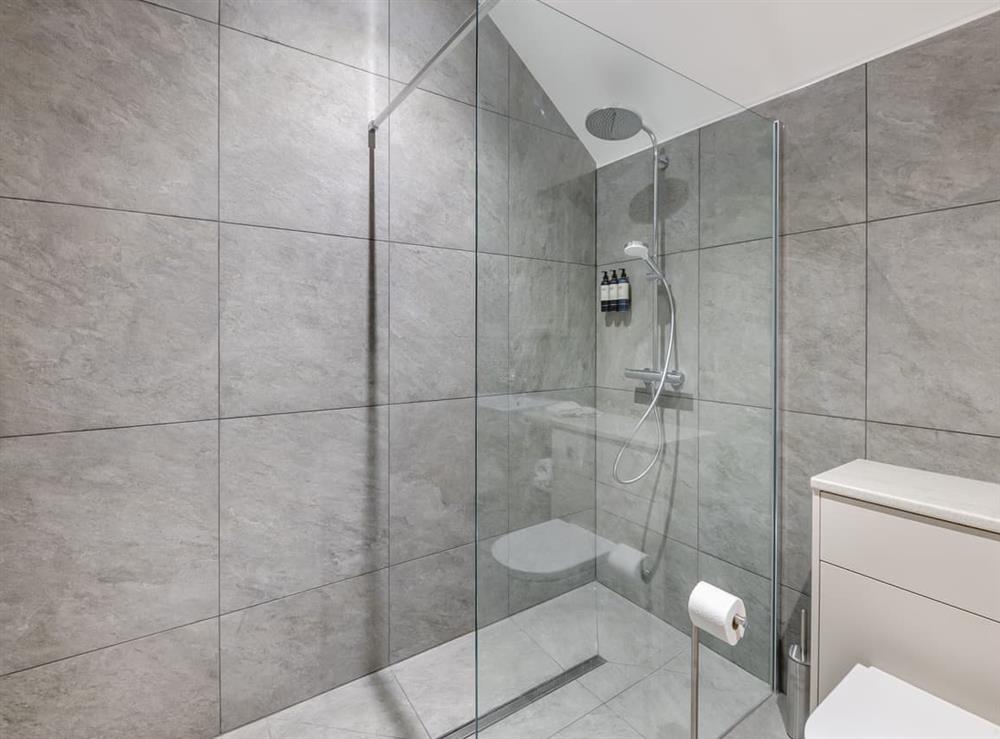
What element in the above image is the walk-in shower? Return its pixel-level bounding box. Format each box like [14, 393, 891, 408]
[585, 105, 684, 487]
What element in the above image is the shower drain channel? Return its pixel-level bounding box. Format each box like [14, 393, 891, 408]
[436, 655, 607, 739]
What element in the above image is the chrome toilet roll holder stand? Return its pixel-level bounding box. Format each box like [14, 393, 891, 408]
[690, 612, 748, 739]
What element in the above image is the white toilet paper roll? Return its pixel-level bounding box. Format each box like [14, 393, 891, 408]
[606, 543, 647, 580]
[687, 581, 746, 646]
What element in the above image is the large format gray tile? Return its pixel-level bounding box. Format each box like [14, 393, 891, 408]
[477, 396, 510, 538]
[154, 0, 219, 22]
[388, 545, 474, 662]
[274, 668, 429, 738]
[595, 511, 699, 633]
[724, 696, 788, 739]
[479, 110, 510, 256]
[221, 225, 388, 416]
[0, 200, 217, 436]
[392, 619, 561, 736]
[0, 0, 218, 218]
[221, 0, 388, 74]
[699, 240, 773, 408]
[389, 243, 475, 402]
[597, 130, 700, 264]
[509, 259, 595, 393]
[390, 0, 475, 106]
[868, 12, 1000, 219]
[596, 389, 698, 548]
[220, 28, 388, 238]
[597, 250, 698, 396]
[697, 554, 772, 682]
[513, 584, 687, 672]
[554, 706, 644, 739]
[780, 412, 865, 594]
[698, 402, 772, 577]
[780, 225, 866, 418]
[477, 254, 510, 395]
[0, 620, 219, 739]
[699, 110, 774, 248]
[390, 87, 475, 250]
[509, 120, 596, 264]
[508, 52, 574, 137]
[221, 408, 389, 612]
[508, 389, 596, 531]
[867, 422, 1000, 484]
[609, 645, 769, 739]
[757, 67, 866, 234]
[868, 203, 1000, 436]
[0, 423, 217, 675]
[220, 571, 389, 730]
[481, 681, 600, 739]
[389, 399, 474, 563]
[478, 17, 510, 115]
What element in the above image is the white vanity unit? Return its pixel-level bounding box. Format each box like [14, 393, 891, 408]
[809, 460, 1000, 724]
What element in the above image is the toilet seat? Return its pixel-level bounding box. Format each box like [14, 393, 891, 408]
[805, 665, 1000, 739]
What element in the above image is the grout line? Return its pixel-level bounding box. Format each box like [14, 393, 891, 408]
[0, 615, 218, 680]
[137, 0, 216, 24]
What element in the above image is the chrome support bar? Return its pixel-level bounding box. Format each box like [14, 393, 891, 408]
[368, 0, 501, 144]
[625, 367, 685, 387]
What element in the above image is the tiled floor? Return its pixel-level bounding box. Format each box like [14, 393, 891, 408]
[221, 583, 771, 739]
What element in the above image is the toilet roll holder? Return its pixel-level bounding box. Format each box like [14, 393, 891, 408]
[690, 612, 747, 739]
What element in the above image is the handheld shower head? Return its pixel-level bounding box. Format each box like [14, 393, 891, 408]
[623, 240, 649, 260]
[624, 240, 664, 280]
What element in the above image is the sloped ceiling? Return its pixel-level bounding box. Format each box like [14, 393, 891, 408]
[489, 0, 999, 167]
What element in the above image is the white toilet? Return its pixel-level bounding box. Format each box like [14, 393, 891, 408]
[805, 664, 1000, 738]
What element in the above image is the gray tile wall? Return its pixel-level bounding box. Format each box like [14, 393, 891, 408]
[595, 11, 1000, 685]
[0, 1, 595, 736]
[756, 10, 1000, 688]
[595, 109, 776, 681]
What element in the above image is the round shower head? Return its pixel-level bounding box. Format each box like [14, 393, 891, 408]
[585, 106, 644, 140]
[623, 240, 650, 260]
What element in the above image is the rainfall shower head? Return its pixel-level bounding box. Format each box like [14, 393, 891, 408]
[585, 106, 645, 141]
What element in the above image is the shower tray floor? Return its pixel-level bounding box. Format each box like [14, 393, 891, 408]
[221, 582, 769, 739]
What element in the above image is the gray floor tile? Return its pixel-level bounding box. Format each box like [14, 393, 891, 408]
[723, 695, 787, 739]
[480, 680, 600, 739]
[555, 705, 645, 738]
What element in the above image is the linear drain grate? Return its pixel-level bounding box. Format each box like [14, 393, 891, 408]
[437, 655, 607, 739]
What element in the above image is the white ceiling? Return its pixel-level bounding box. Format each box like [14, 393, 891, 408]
[489, 0, 999, 167]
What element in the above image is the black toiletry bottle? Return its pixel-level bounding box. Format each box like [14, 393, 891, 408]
[618, 268, 631, 312]
[600, 271, 610, 312]
[608, 270, 619, 312]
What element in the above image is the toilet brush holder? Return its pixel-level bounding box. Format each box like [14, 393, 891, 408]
[780, 609, 810, 739]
